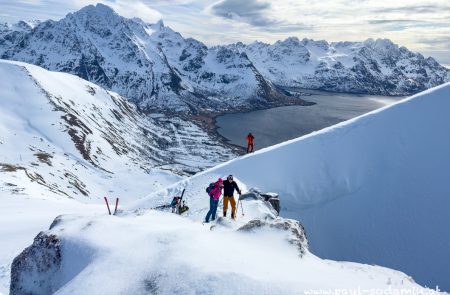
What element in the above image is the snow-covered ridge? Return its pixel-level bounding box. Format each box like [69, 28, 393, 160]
[0, 59, 234, 202]
[232, 37, 450, 95]
[1, 4, 448, 112]
[131, 83, 450, 290]
[10, 197, 429, 294]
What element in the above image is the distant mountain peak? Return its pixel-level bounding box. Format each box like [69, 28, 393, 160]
[155, 19, 164, 28]
[363, 38, 398, 51]
[69, 3, 120, 25]
[80, 3, 116, 15]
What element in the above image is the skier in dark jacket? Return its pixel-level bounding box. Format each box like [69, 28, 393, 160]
[223, 175, 241, 219]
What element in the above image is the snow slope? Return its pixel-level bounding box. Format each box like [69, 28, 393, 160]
[0, 59, 233, 293]
[131, 83, 450, 290]
[0, 59, 234, 202]
[10, 200, 430, 295]
[0, 196, 103, 294]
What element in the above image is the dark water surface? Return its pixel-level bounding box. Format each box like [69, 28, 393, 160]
[216, 90, 404, 149]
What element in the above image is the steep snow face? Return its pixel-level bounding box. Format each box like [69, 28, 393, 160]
[0, 4, 281, 113]
[0, 60, 235, 202]
[9, 206, 428, 295]
[234, 37, 450, 95]
[131, 83, 450, 290]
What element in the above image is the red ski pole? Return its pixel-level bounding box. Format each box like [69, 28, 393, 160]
[104, 197, 111, 215]
[114, 197, 119, 215]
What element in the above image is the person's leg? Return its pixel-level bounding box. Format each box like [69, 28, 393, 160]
[223, 196, 229, 216]
[230, 196, 237, 219]
[205, 196, 213, 222]
[250, 143, 254, 152]
[211, 198, 219, 221]
[247, 144, 250, 153]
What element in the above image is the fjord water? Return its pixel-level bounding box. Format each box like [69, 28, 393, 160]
[216, 90, 404, 149]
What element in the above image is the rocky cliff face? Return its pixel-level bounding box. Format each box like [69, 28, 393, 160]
[1, 4, 447, 114]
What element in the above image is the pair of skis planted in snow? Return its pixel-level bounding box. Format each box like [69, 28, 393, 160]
[104, 197, 119, 215]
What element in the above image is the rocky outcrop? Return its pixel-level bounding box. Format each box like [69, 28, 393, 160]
[238, 218, 308, 257]
[240, 189, 281, 215]
[10, 232, 61, 295]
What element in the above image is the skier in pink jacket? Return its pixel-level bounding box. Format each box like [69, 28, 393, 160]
[205, 178, 224, 223]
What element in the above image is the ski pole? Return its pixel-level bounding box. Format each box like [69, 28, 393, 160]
[239, 199, 245, 216]
[114, 197, 119, 215]
[104, 197, 111, 215]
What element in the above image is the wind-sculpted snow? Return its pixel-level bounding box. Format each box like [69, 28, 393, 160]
[0, 60, 234, 203]
[131, 83, 450, 290]
[9, 203, 428, 294]
[1, 4, 448, 113]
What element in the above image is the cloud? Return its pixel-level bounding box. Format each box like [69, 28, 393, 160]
[210, 0, 310, 32]
[372, 4, 450, 14]
[418, 36, 450, 49]
[368, 19, 422, 25]
[107, 0, 162, 23]
[211, 0, 270, 25]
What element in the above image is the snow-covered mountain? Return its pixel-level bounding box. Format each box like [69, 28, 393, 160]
[131, 82, 450, 290]
[0, 4, 296, 113]
[0, 59, 234, 203]
[0, 4, 448, 114]
[231, 37, 450, 95]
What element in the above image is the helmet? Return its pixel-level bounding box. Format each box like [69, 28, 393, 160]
[218, 178, 223, 183]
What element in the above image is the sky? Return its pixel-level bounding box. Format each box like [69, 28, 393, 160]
[0, 0, 449, 66]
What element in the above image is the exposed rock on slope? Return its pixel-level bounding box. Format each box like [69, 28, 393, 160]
[10, 232, 61, 295]
[0, 59, 234, 201]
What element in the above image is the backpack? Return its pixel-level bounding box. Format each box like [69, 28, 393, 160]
[206, 182, 215, 196]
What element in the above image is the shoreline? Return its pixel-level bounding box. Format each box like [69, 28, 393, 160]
[145, 88, 406, 158]
[187, 96, 316, 155]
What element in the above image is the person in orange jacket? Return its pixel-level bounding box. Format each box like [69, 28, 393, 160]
[246, 132, 254, 153]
